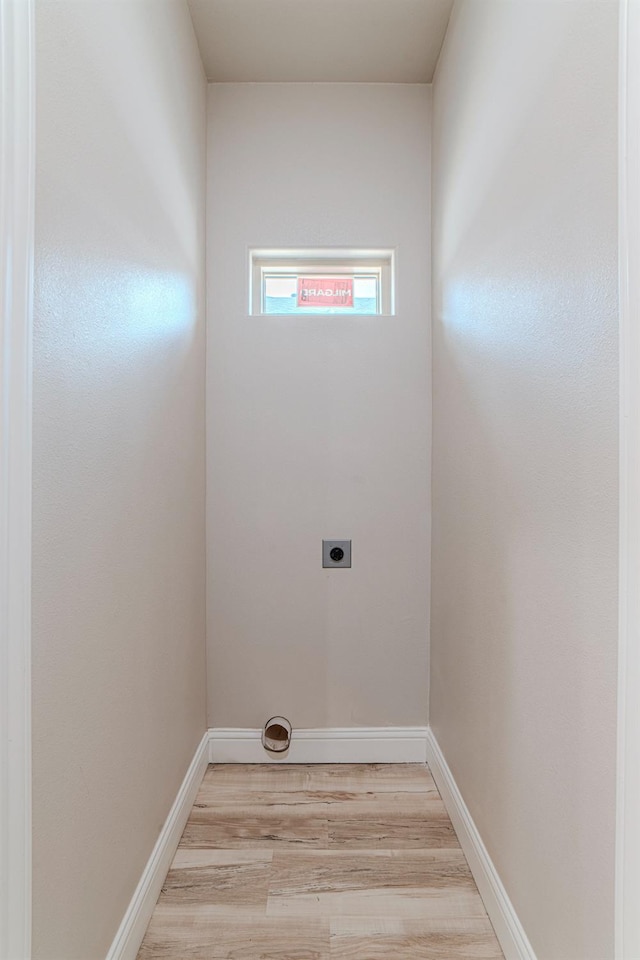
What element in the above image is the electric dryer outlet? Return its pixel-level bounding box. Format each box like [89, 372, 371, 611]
[322, 540, 352, 568]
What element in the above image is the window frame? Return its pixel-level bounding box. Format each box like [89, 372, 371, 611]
[249, 249, 395, 316]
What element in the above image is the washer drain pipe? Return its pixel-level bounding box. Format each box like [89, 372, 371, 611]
[262, 716, 292, 753]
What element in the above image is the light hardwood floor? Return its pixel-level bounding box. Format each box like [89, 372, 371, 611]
[138, 763, 504, 959]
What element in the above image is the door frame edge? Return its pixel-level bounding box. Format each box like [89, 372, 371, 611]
[0, 1, 35, 957]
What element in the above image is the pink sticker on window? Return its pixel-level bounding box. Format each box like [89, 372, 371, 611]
[297, 277, 354, 307]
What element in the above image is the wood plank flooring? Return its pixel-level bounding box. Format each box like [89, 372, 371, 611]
[138, 763, 503, 959]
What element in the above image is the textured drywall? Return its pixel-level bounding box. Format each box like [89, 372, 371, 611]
[206, 83, 431, 728]
[430, 2, 619, 958]
[32, 3, 207, 957]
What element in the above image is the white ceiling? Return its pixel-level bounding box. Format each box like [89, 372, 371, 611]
[187, 0, 454, 83]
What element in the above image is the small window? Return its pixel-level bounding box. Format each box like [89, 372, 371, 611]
[250, 249, 394, 316]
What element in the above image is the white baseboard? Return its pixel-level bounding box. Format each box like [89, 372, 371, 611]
[105, 731, 210, 960]
[105, 725, 534, 960]
[209, 726, 429, 763]
[425, 729, 536, 960]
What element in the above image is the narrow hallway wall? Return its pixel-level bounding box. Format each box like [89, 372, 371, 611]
[206, 83, 431, 728]
[430, 2, 619, 958]
[32, 2, 207, 957]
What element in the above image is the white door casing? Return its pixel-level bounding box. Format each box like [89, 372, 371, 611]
[616, 0, 640, 957]
[0, 1, 35, 958]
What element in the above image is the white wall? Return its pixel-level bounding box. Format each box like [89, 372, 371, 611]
[207, 83, 431, 728]
[32, 2, 207, 957]
[430, 2, 619, 958]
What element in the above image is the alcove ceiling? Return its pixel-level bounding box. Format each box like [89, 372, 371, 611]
[187, 0, 455, 83]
